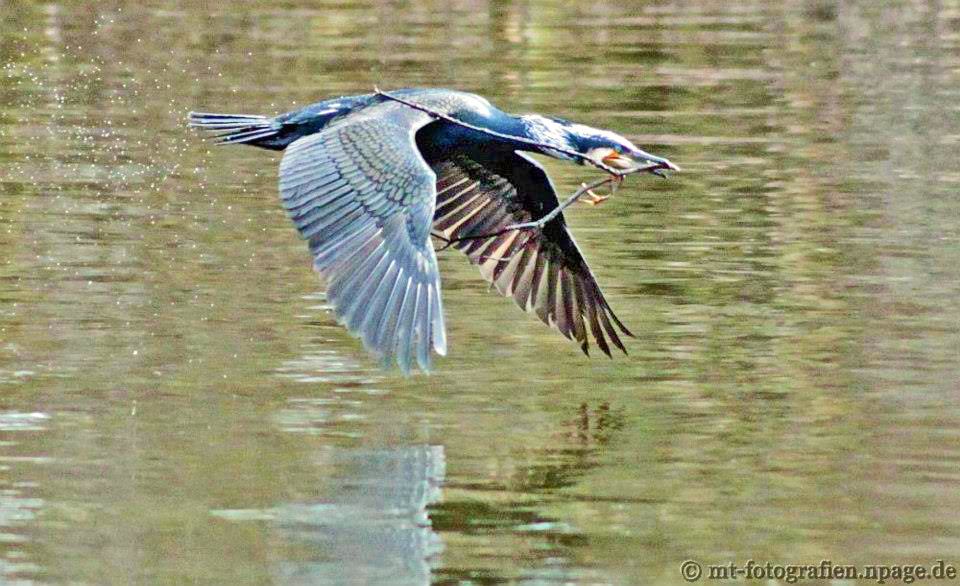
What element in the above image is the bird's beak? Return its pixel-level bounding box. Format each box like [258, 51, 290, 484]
[601, 151, 639, 170]
[624, 148, 680, 174]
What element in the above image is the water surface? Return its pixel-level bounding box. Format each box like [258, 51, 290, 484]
[1, 0, 959, 584]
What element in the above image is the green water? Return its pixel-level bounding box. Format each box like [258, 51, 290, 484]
[1, 1, 959, 584]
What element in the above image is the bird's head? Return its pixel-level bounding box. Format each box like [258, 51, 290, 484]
[519, 115, 679, 175]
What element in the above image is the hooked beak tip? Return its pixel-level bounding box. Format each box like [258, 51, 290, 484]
[643, 158, 680, 176]
[630, 149, 679, 174]
[661, 159, 680, 172]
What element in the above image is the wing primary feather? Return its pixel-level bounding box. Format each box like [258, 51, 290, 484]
[483, 231, 520, 281]
[325, 236, 384, 306]
[493, 245, 525, 297]
[435, 181, 478, 212]
[435, 194, 487, 231]
[341, 244, 393, 331]
[555, 268, 573, 339]
[436, 176, 470, 196]
[429, 285, 447, 355]
[542, 259, 559, 328]
[375, 272, 411, 362]
[298, 202, 364, 240]
[442, 196, 498, 240]
[494, 231, 529, 284]
[511, 242, 538, 309]
[471, 231, 509, 262]
[309, 223, 378, 272]
[359, 260, 400, 347]
[472, 233, 504, 280]
[526, 249, 546, 313]
[578, 278, 611, 357]
[313, 225, 378, 276]
[597, 305, 627, 354]
[531, 256, 550, 323]
[415, 284, 432, 371]
[605, 302, 635, 338]
[344, 254, 392, 333]
[393, 280, 419, 374]
[459, 202, 513, 256]
[323, 225, 380, 271]
[565, 270, 589, 354]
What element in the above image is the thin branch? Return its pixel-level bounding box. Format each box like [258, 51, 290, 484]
[430, 230, 456, 252]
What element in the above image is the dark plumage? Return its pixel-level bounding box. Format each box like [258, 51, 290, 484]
[189, 88, 678, 373]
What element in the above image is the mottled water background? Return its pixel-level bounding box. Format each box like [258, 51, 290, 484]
[1, 0, 959, 584]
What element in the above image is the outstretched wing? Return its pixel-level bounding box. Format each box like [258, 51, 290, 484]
[279, 107, 445, 373]
[428, 150, 633, 356]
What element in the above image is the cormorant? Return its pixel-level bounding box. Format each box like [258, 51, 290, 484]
[188, 88, 678, 374]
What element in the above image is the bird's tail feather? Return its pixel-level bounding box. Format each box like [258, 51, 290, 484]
[188, 112, 279, 145]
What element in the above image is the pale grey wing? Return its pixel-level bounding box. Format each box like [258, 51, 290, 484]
[279, 114, 446, 374]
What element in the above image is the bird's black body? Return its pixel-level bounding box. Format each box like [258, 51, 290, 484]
[189, 88, 677, 373]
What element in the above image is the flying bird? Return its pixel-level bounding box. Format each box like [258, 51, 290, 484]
[189, 88, 678, 373]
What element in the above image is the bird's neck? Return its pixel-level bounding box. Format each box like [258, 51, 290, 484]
[515, 115, 578, 161]
[459, 113, 576, 159]
[425, 111, 575, 160]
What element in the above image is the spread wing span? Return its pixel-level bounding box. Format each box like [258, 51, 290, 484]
[279, 108, 445, 373]
[427, 150, 633, 356]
